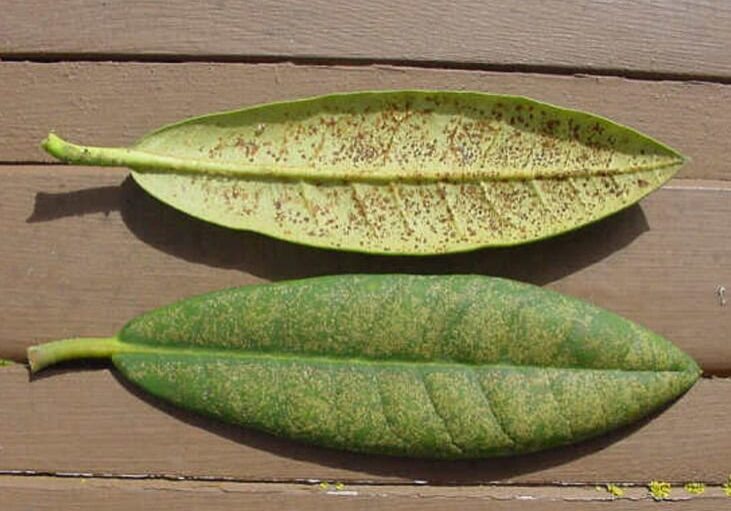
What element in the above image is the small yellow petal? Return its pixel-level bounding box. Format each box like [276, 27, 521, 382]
[648, 481, 671, 501]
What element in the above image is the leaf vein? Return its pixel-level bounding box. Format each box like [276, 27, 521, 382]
[374, 375, 409, 448]
[298, 181, 320, 226]
[470, 369, 517, 448]
[349, 183, 377, 234]
[437, 182, 464, 236]
[389, 182, 415, 234]
[479, 181, 517, 230]
[418, 371, 464, 455]
[545, 371, 574, 439]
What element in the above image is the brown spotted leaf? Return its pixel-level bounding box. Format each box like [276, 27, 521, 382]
[42, 91, 684, 254]
[28, 275, 700, 459]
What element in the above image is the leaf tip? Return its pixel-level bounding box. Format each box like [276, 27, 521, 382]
[662, 143, 688, 171]
[671, 148, 689, 167]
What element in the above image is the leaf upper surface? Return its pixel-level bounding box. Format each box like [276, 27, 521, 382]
[112, 275, 699, 458]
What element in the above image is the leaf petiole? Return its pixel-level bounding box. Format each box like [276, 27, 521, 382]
[28, 337, 126, 373]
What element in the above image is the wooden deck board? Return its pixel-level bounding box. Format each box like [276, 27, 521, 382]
[1, 166, 728, 372]
[1, 1, 729, 79]
[1, 4, 729, 505]
[0, 476, 727, 510]
[1, 62, 729, 181]
[0, 365, 728, 484]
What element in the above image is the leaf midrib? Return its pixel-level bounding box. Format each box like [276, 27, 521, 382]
[129, 151, 682, 183]
[44, 133, 683, 184]
[116, 339, 695, 375]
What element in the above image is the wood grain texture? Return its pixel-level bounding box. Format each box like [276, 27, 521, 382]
[1, 1, 729, 79]
[1, 477, 728, 510]
[1, 166, 728, 371]
[1, 364, 729, 484]
[2, 1, 727, 502]
[2, 62, 729, 181]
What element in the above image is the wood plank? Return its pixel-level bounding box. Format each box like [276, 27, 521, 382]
[1, 166, 728, 372]
[1, 1, 729, 79]
[2, 62, 729, 181]
[1, 364, 729, 484]
[0, 477, 727, 510]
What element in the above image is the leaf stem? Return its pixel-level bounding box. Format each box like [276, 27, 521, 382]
[43, 133, 163, 169]
[27, 337, 125, 373]
[42, 133, 307, 178]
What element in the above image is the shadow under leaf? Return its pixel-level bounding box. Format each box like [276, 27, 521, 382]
[29, 177, 649, 285]
[26, 180, 662, 479]
[26, 356, 683, 483]
[107, 367, 669, 484]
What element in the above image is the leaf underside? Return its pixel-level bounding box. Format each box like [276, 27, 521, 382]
[113, 275, 699, 459]
[128, 91, 684, 254]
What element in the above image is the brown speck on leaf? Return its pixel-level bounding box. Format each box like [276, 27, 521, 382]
[120, 91, 683, 254]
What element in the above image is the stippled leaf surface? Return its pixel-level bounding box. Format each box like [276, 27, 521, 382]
[43, 91, 684, 254]
[28, 275, 700, 459]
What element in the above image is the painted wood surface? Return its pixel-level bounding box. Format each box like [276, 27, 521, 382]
[2, 62, 729, 181]
[1, 476, 728, 511]
[1, 1, 729, 79]
[2, 166, 728, 371]
[2, 365, 730, 484]
[2, 3, 729, 508]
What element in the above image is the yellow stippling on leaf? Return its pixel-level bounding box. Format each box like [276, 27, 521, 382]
[648, 481, 671, 501]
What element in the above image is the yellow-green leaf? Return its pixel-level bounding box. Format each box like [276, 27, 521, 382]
[42, 91, 684, 255]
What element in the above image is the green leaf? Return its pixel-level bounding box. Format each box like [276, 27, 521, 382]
[42, 91, 684, 255]
[28, 275, 699, 459]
